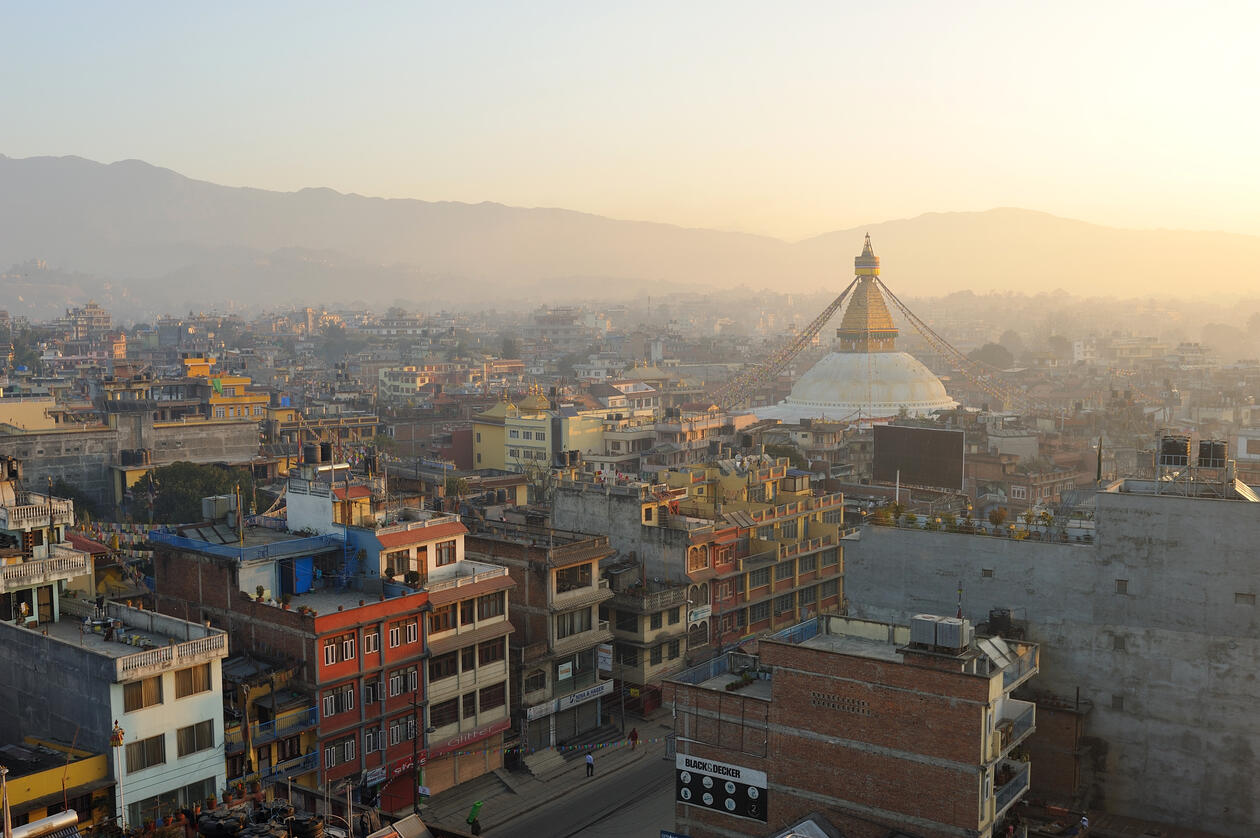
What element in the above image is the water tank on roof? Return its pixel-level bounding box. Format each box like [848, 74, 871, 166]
[1198, 440, 1228, 468]
[1158, 435, 1190, 467]
[910, 615, 939, 647]
[302, 444, 318, 464]
[320, 442, 333, 463]
[936, 617, 971, 651]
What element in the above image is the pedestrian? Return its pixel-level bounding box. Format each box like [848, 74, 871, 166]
[629, 728, 639, 750]
[585, 751, 594, 777]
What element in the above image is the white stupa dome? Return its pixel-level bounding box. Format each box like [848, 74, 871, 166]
[755, 235, 956, 425]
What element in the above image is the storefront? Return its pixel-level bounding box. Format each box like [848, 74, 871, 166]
[523, 680, 613, 751]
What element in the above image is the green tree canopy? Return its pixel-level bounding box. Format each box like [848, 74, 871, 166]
[150, 462, 254, 524]
[968, 343, 1014, 369]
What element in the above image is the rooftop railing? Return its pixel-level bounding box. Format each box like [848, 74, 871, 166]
[0, 548, 91, 593]
[116, 631, 228, 681]
[148, 531, 344, 561]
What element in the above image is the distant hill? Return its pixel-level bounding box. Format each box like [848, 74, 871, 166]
[3, 153, 1260, 317]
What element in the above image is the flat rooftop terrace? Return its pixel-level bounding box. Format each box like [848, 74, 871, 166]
[799, 631, 904, 663]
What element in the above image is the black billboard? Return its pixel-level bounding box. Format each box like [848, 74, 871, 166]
[873, 425, 964, 490]
[676, 754, 768, 823]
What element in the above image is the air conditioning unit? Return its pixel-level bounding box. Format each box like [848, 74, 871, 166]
[935, 617, 971, 651]
[910, 614, 940, 647]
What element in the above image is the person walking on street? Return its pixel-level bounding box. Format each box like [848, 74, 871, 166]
[629, 728, 639, 750]
[585, 752, 595, 777]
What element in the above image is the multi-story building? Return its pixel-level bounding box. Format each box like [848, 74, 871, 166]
[463, 522, 616, 754]
[0, 596, 229, 830]
[0, 736, 114, 832]
[844, 472, 1260, 837]
[665, 614, 1039, 838]
[0, 456, 93, 624]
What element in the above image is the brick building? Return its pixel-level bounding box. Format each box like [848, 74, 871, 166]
[665, 614, 1039, 838]
[463, 521, 615, 754]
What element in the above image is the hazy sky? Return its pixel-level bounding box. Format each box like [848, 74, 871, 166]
[6, 1, 1259, 239]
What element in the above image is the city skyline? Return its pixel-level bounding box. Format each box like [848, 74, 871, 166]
[7, 1, 1260, 240]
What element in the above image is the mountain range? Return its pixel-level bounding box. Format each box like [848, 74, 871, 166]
[3, 153, 1260, 318]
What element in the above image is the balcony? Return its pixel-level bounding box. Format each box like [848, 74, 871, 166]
[611, 586, 688, 614]
[1002, 645, 1039, 691]
[994, 760, 1031, 819]
[427, 561, 508, 594]
[225, 708, 318, 753]
[550, 620, 612, 659]
[0, 547, 91, 593]
[230, 751, 319, 786]
[0, 493, 75, 530]
[550, 578, 612, 612]
[116, 631, 228, 681]
[993, 701, 1036, 760]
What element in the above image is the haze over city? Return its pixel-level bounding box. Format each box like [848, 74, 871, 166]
[5, 6, 1260, 838]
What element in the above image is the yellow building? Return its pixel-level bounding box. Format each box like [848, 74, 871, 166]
[3, 737, 114, 830]
[472, 398, 512, 470]
[184, 356, 269, 420]
[223, 666, 320, 794]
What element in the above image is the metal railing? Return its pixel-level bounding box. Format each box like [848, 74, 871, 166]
[226, 707, 319, 750]
[994, 761, 1030, 815]
[147, 530, 344, 561]
[1002, 646, 1039, 690]
[669, 654, 731, 686]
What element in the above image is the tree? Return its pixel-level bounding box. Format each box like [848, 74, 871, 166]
[763, 444, 806, 470]
[372, 432, 396, 454]
[998, 329, 1025, 358]
[988, 507, 1009, 528]
[500, 336, 519, 359]
[968, 343, 1014, 369]
[52, 478, 98, 523]
[1047, 334, 1073, 361]
[149, 462, 253, 524]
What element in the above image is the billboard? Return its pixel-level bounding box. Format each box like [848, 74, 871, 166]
[873, 425, 965, 491]
[676, 754, 768, 823]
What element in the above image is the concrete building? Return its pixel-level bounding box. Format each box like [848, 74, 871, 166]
[665, 615, 1038, 838]
[0, 737, 113, 832]
[463, 522, 616, 754]
[842, 478, 1260, 837]
[0, 598, 229, 829]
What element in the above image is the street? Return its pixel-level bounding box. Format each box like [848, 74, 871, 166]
[491, 751, 677, 838]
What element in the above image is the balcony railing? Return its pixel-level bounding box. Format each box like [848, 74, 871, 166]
[116, 631, 228, 681]
[611, 586, 688, 614]
[0, 495, 75, 530]
[427, 564, 508, 594]
[550, 620, 611, 659]
[1002, 646, 1039, 690]
[226, 708, 318, 751]
[994, 761, 1031, 817]
[551, 578, 612, 611]
[0, 549, 92, 593]
[230, 752, 319, 787]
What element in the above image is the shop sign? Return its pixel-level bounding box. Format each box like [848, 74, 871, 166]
[430, 717, 512, 758]
[526, 699, 557, 721]
[557, 661, 573, 680]
[688, 605, 712, 623]
[597, 643, 613, 672]
[364, 767, 386, 785]
[675, 754, 768, 822]
[557, 680, 612, 711]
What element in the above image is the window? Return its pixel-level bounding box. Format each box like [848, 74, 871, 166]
[643, 506, 653, 523]
[1111, 694, 1125, 711]
[124, 676, 163, 712]
[650, 612, 663, 630]
[509, 449, 519, 459]
[749, 568, 770, 589]
[342, 635, 356, 661]
[522, 431, 532, 440]
[476, 432, 481, 443]
[365, 727, 381, 754]
[555, 564, 592, 592]
[1236, 592, 1256, 606]
[757, 525, 774, 541]
[405, 619, 418, 643]
[982, 568, 995, 578]
[524, 670, 546, 692]
[430, 605, 456, 633]
[651, 645, 663, 665]
[668, 607, 680, 625]
[800, 586, 817, 603]
[687, 547, 709, 573]
[430, 653, 458, 682]
[477, 591, 505, 620]
[323, 736, 356, 768]
[214, 406, 225, 418]
[614, 645, 638, 666]
[820, 548, 839, 567]
[430, 699, 459, 728]
[509, 429, 520, 439]
[176, 720, 215, 757]
[780, 520, 798, 540]
[821, 580, 839, 598]
[775, 560, 795, 581]
[463, 693, 477, 718]
[1113, 635, 1127, 651]
[548, 605, 594, 642]
[364, 632, 379, 654]
[388, 623, 401, 648]
[775, 593, 795, 615]
[479, 638, 506, 666]
[324, 641, 338, 666]
[799, 554, 816, 573]
[668, 640, 680, 659]
[175, 664, 212, 697]
[1011, 486, 1028, 500]
[364, 681, 381, 704]
[126, 735, 166, 773]
[323, 684, 355, 716]
[478, 682, 506, 712]
[1115, 579, 1129, 595]
[435, 540, 457, 566]
[460, 599, 476, 625]
[749, 602, 770, 623]
[389, 666, 418, 696]
[615, 610, 638, 632]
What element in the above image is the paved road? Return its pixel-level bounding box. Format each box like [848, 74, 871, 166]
[491, 752, 676, 838]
